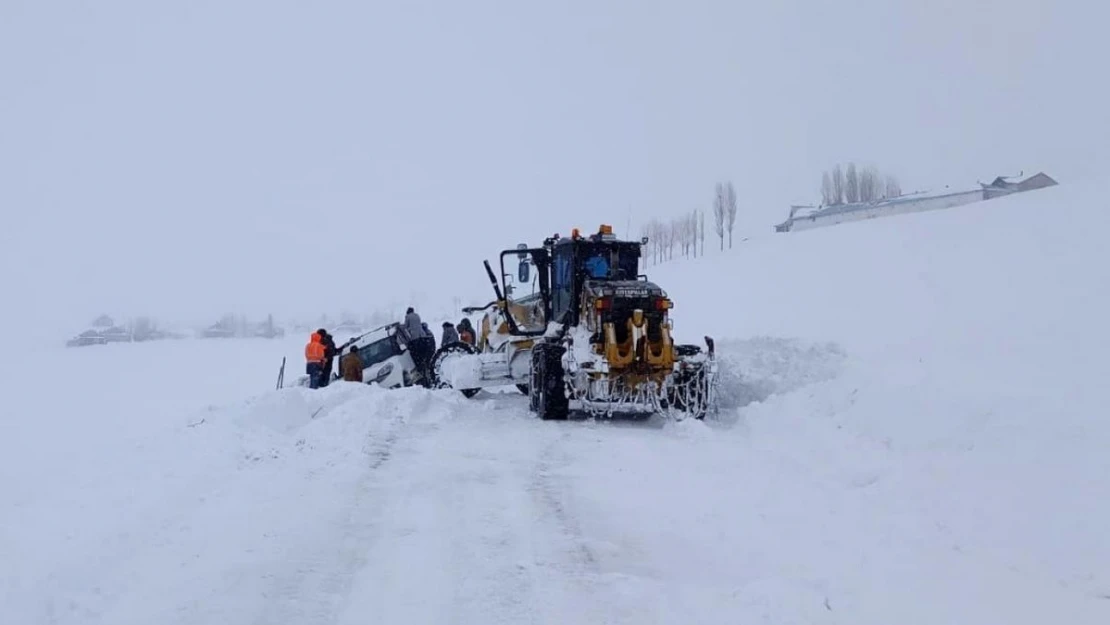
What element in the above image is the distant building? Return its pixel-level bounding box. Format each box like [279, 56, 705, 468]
[91, 314, 115, 329]
[66, 324, 131, 347]
[254, 314, 286, 339]
[100, 326, 132, 343]
[775, 205, 818, 232]
[776, 171, 1058, 233]
[201, 321, 237, 339]
[66, 329, 108, 348]
[130, 317, 169, 342]
[980, 172, 1058, 200]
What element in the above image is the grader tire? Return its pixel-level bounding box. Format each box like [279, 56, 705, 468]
[530, 344, 568, 420]
[431, 341, 482, 398]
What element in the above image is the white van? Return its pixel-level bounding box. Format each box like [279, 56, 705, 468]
[294, 323, 422, 389]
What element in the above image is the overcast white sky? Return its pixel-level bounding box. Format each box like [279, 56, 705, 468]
[1, 0, 1105, 338]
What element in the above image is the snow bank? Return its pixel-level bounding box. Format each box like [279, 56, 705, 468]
[635, 179, 1110, 621]
[0, 337, 469, 624]
[711, 336, 848, 416]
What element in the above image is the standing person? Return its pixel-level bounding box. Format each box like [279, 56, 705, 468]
[404, 307, 424, 343]
[458, 317, 475, 346]
[441, 321, 460, 346]
[341, 344, 364, 382]
[319, 329, 338, 387]
[304, 331, 326, 389]
[422, 322, 436, 354]
[403, 307, 433, 386]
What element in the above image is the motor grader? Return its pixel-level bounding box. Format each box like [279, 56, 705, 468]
[432, 225, 718, 420]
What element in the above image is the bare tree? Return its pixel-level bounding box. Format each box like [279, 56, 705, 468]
[725, 181, 738, 248]
[713, 183, 726, 250]
[680, 217, 687, 258]
[845, 162, 860, 204]
[658, 219, 667, 263]
[690, 210, 698, 258]
[699, 209, 705, 256]
[655, 220, 664, 262]
[683, 214, 692, 255]
[684, 213, 691, 258]
[672, 218, 684, 258]
[666, 218, 674, 260]
[648, 219, 657, 264]
[820, 162, 900, 204]
[858, 167, 876, 202]
[679, 216, 687, 257]
[690, 212, 699, 257]
[884, 174, 901, 199]
[831, 164, 845, 205]
[651, 219, 664, 264]
[654, 219, 666, 263]
[869, 167, 884, 201]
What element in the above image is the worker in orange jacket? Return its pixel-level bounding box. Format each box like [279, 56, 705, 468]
[305, 331, 327, 388]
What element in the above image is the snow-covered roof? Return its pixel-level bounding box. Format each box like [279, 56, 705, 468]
[980, 172, 1058, 192]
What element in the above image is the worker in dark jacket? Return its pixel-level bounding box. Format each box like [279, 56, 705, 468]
[318, 330, 338, 387]
[341, 345, 364, 382]
[458, 318, 476, 346]
[441, 321, 460, 346]
[422, 322, 436, 351]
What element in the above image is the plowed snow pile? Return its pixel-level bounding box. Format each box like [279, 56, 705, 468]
[2, 180, 1108, 624]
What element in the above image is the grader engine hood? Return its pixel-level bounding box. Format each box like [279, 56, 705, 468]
[583, 279, 675, 373]
[584, 280, 671, 325]
[584, 279, 665, 306]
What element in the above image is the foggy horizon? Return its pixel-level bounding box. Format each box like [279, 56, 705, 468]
[3, 0, 1106, 340]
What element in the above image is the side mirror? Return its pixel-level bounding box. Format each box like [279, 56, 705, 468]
[518, 258, 531, 283]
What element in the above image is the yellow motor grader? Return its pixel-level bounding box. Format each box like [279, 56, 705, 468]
[432, 225, 718, 420]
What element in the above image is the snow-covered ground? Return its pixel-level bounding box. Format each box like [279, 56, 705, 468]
[3, 180, 1108, 624]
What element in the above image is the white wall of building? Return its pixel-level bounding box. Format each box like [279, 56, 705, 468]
[789, 190, 985, 232]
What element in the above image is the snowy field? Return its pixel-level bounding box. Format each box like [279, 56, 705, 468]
[3, 181, 1109, 624]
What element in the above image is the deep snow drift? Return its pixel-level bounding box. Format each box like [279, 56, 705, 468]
[2, 181, 1108, 624]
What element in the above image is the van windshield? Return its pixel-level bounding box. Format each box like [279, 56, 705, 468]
[353, 336, 397, 367]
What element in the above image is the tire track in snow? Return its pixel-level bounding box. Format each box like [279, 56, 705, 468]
[530, 428, 599, 574]
[324, 394, 534, 624]
[331, 393, 621, 624]
[250, 391, 440, 625]
[521, 421, 658, 623]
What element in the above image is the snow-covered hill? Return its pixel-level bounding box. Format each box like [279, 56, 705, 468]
[2, 181, 1108, 624]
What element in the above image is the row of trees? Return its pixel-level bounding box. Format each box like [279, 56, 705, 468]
[641, 211, 704, 264]
[640, 180, 740, 265]
[635, 163, 904, 268]
[820, 163, 901, 207]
